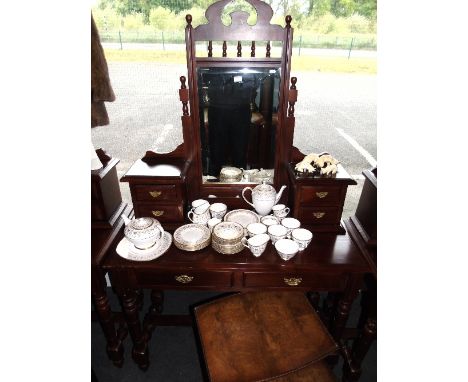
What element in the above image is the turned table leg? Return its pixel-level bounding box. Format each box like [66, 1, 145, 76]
[307, 291, 320, 311]
[119, 289, 149, 370]
[342, 317, 377, 381]
[342, 275, 377, 381]
[322, 292, 341, 330]
[143, 290, 164, 339]
[93, 292, 125, 367]
[328, 275, 362, 367]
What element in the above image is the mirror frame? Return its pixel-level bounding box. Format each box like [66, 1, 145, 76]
[144, 0, 298, 205]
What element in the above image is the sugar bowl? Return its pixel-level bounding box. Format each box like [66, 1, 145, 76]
[121, 214, 165, 250]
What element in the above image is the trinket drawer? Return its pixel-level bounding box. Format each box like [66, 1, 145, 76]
[287, 163, 357, 234]
[121, 158, 190, 230]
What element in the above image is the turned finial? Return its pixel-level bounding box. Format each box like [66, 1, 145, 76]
[291, 77, 297, 89]
[285, 15, 292, 27]
[180, 76, 187, 89]
[186, 14, 192, 26]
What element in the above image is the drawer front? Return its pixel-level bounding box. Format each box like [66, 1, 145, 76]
[132, 184, 178, 202]
[135, 270, 233, 288]
[300, 186, 342, 205]
[244, 272, 345, 290]
[296, 206, 342, 224]
[135, 203, 184, 223]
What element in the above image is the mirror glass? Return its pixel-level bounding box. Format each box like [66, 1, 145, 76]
[197, 66, 281, 184]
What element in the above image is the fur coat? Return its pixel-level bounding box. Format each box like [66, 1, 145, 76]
[91, 14, 115, 127]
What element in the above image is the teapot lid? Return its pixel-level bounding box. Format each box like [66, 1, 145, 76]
[258, 180, 273, 187]
[130, 217, 155, 230]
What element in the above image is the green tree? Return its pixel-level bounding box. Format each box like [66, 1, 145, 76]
[149, 6, 176, 29]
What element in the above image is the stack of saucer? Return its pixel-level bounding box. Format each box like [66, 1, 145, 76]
[211, 221, 244, 255]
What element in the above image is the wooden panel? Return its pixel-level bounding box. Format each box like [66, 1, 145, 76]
[134, 203, 184, 223]
[132, 184, 178, 202]
[297, 206, 342, 225]
[244, 272, 345, 290]
[300, 186, 342, 205]
[135, 269, 233, 288]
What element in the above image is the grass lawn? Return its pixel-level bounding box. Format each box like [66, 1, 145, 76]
[104, 49, 376, 74]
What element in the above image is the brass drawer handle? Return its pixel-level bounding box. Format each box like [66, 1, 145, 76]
[175, 275, 194, 284]
[316, 191, 328, 199]
[284, 277, 302, 286]
[313, 212, 326, 219]
[149, 191, 162, 198]
[152, 210, 164, 217]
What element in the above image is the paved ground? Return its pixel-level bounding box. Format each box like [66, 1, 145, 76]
[91, 62, 376, 218]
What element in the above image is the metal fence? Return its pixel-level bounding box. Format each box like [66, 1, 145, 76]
[99, 29, 377, 53]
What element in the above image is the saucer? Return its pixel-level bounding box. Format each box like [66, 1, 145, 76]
[224, 209, 260, 228]
[116, 232, 172, 261]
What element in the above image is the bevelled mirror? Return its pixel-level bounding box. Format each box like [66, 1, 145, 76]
[197, 66, 281, 183]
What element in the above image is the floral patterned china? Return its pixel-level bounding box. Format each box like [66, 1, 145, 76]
[173, 224, 211, 251]
[242, 181, 287, 216]
[241, 233, 270, 257]
[274, 239, 299, 261]
[116, 231, 172, 261]
[121, 215, 164, 250]
[224, 209, 260, 229]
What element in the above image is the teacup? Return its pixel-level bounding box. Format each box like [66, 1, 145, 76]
[188, 204, 211, 224]
[191, 199, 210, 211]
[267, 224, 288, 244]
[274, 238, 299, 261]
[209, 203, 227, 219]
[291, 228, 313, 251]
[246, 222, 267, 237]
[207, 217, 222, 232]
[272, 204, 290, 220]
[241, 233, 270, 257]
[260, 215, 280, 227]
[281, 217, 301, 236]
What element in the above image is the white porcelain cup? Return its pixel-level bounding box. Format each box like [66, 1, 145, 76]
[207, 217, 222, 232]
[187, 205, 211, 225]
[281, 217, 301, 236]
[272, 204, 290, 220]
[291, 228, 313, 251]
[191, 199, 210, 211]
[274, 238, 299, 261]
[209, 203, 227, 219]
[260, 215, 280, 227]
[241, 233, 270, 257]
[246, 222, 267, 237]
[267, 224, 288, 244]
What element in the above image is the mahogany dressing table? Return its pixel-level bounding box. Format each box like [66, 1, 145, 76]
[104, 0, 371, 379]
[102, 221, 370, 373]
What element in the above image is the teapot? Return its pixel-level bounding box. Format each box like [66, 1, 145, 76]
[242, 182, 287, 216]
[121, 215, 165, 250]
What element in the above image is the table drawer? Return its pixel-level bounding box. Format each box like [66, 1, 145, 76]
[243, 272, 345, 290]
[300, 186, 342, 205]
[132, 184, 178, 202]
[135, 270, 233, 288]
[135, 203, 184, 222]
[297, 206, 342, 224]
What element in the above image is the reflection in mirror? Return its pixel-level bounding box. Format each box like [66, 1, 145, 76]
[197, 66, 281, 184]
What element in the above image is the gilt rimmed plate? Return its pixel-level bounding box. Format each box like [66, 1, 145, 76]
[224, 209, 260, 228]
[212, 221, 244, 245]
[116, 231, 172, 262]
[173, 224, 211, 251]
